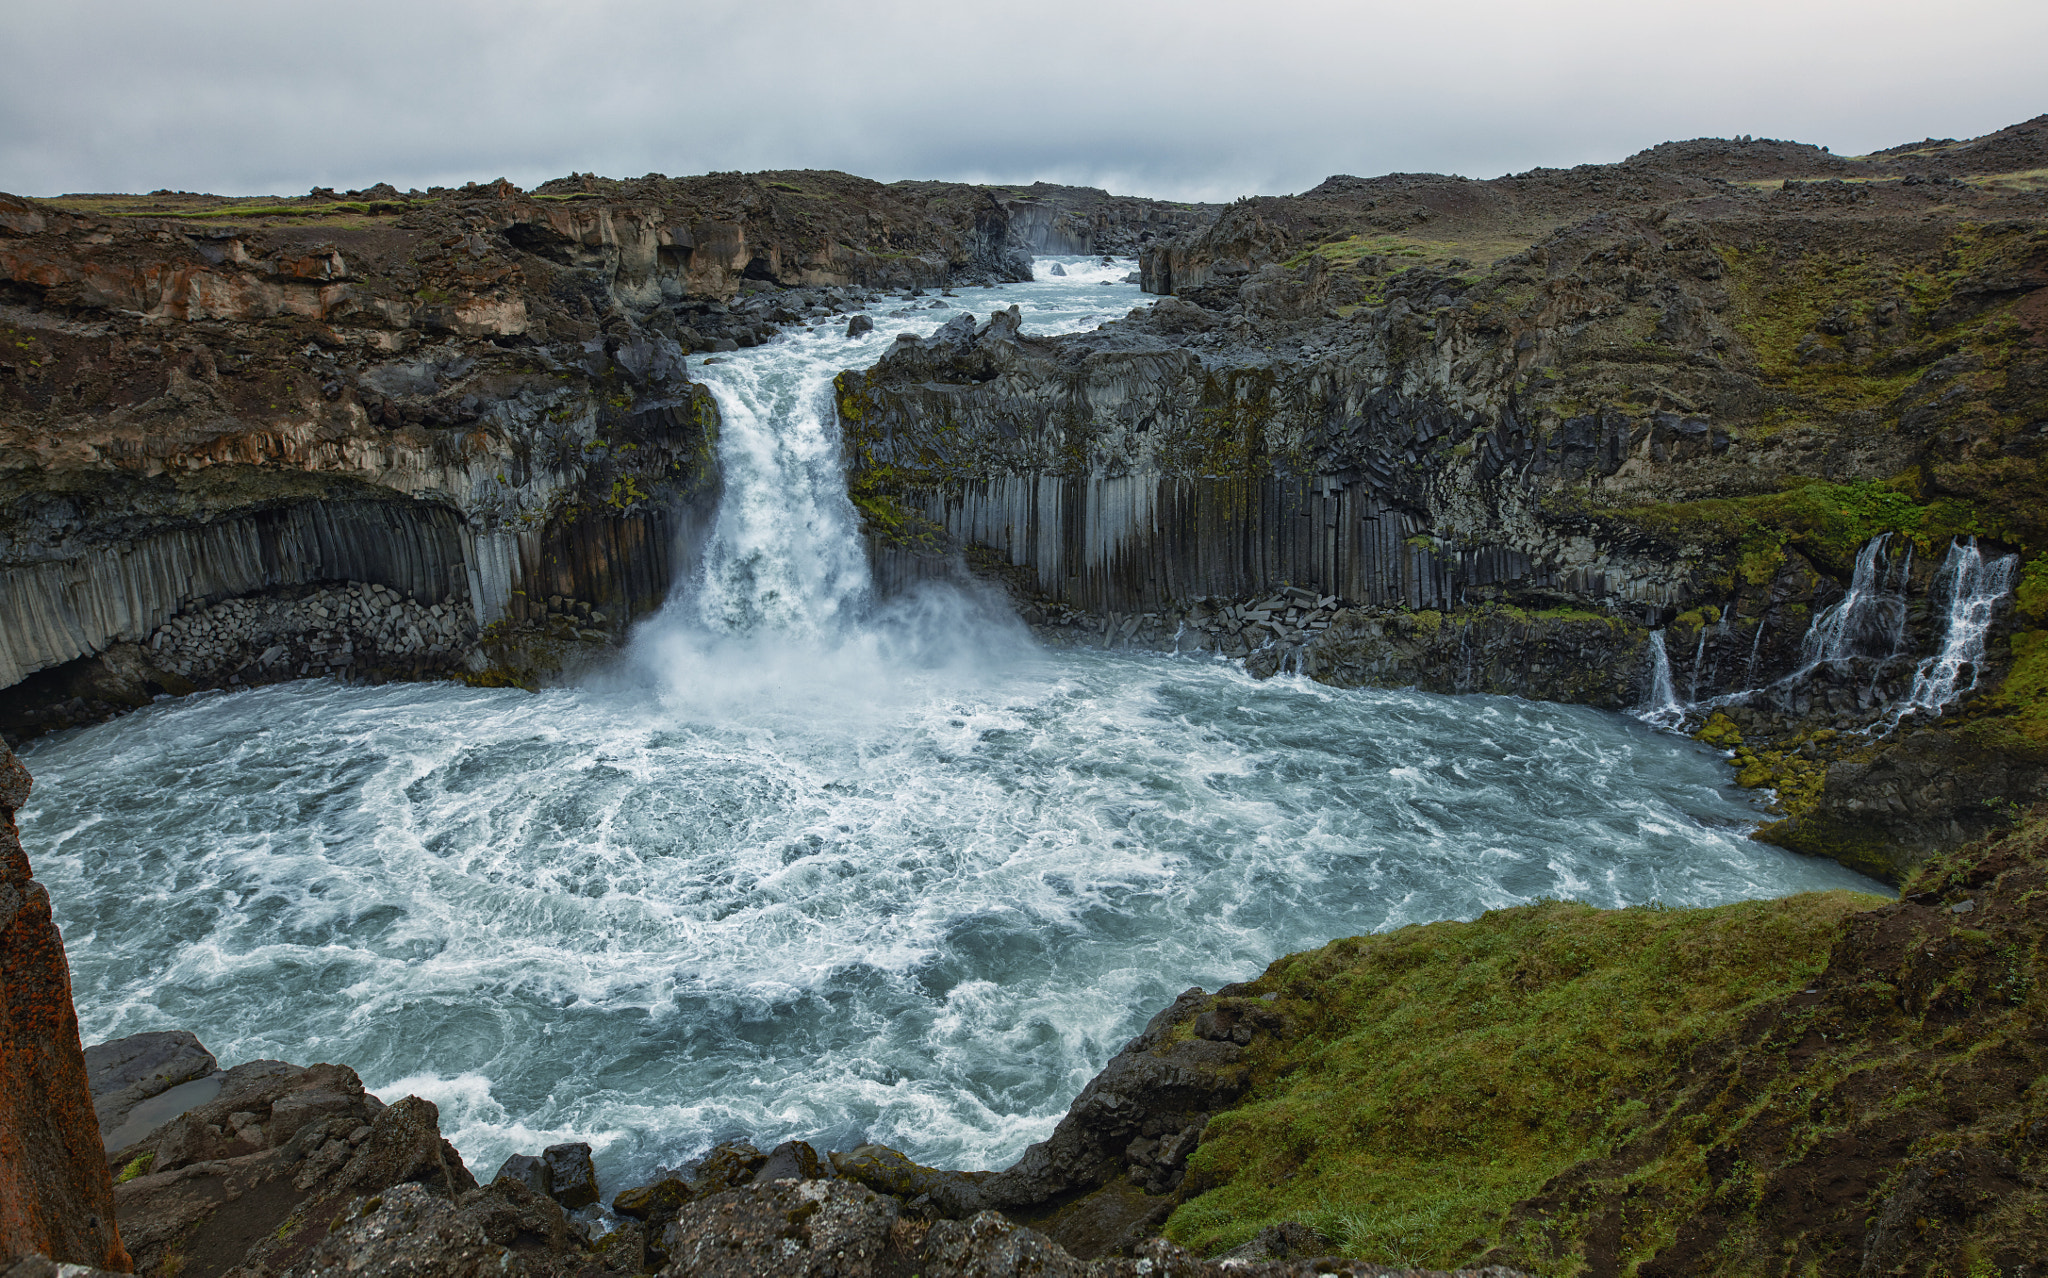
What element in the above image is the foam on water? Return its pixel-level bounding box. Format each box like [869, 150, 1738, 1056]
[20, 662, 1883, 1188]
[16, 257, 1889, 1194]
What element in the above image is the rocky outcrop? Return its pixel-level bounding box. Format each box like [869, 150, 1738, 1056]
[0, 176, 729, 733]
[291, 1177, 1530, 1278]
[0, 744, 129, 1271]
[104, 1049, 481, 1278]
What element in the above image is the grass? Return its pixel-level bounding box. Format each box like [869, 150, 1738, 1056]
[1597, 478, 1991, 586]
[38, 194, 420, 223]
[1163, 890, 1885, 1267]
[1284, 229, 1545, 276]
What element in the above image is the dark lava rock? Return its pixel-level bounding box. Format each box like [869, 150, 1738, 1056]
[752, 1138, 825, 1183]
[494, 1151, 550, 1196]
[982, 987, 1249, 1209]
[611, 1175, 690, 1220]
[1048, 262, 1066, 276]
[542, 1140, 598, 1209]
[282, 1183, 511, 1278]
[829, 1144, 987, 1218]
[83, 1029, 219, 1146]
[845, 313, 873, 337]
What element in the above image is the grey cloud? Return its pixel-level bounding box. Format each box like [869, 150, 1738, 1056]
[3, 0, 2044, 200]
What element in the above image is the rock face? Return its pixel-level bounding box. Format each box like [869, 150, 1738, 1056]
[0, 744, 130, 1271]
[105, 1051, 479, 1278]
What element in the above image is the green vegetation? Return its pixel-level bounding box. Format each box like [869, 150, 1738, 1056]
[1284, 229, 1544, 275]
[1164, 891, 1883, 1266]
[1716, 224, 2044, 427]
[42, 194, 417, 222]
[1601, 478, 2004, 586]
[115, 1151, 155, 1183]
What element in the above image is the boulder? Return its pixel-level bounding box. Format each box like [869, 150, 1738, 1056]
[540, 1142, 597, 1209]
[492, 1153, 550, 1197]
[0, 743, 131, 1271]
[1047, 262, 1066, 276]
[82, 1031, 220, 1152]
[750, 1139, 823, 1183]
[845, 313, 873, 337]
[828, 1145, 985, 1218]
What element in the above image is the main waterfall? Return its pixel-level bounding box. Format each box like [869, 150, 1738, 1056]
[16, 259, 1889, 1199]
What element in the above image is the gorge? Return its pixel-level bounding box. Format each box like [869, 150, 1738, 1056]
[3, 117, 2047, 1277]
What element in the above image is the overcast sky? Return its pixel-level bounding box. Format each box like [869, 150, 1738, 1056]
[4, 0, 2044, 202]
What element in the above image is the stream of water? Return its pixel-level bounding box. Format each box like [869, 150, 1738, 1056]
[17, 258, 1887, 1193]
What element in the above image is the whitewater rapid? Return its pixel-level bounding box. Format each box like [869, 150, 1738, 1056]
[17, 257, 1887, 1195]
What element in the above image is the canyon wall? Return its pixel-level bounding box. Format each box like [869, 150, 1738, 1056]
[0, 175, 1194, 733]
[840, 120, 2048, 877]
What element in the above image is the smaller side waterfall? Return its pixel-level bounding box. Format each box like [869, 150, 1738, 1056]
[1796, 533, 1909, 671]
[1639, 534, 2018, 739]
[1889, 538, 2019, 725]
[1639, 630, 1687, 729]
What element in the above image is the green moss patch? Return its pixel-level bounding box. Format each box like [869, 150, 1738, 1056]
[1163, 891, 1883, 1266]
[1601, 478, 2004, 586]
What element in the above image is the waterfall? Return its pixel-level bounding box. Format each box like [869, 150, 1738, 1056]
[1640, 534, 2016, 739]
[1887, 537, 2018, 726]
[689, 366, 873, 639]
[1796, 533, 1908, 671]
[1686, 623, 1709, 703]
[1638, 630, 1687, 729]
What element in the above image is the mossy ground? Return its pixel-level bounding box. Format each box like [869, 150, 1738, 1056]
[1163, 891, 1885, 1267]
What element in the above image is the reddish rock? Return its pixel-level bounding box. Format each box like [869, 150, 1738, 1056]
[0, 744, 131, 1270]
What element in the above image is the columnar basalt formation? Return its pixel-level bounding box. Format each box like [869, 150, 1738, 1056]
[0, 745, 129, 1271]
[839, 118, 2048, 877]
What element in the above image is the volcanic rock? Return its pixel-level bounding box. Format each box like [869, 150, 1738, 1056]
[0, 743, 130, 1271]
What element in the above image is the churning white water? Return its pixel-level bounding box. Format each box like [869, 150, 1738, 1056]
[19, 259, 1886, 1197]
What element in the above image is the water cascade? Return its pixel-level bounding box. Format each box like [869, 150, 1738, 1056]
[1889, 538, 2018, 726]
[1641, 534, 2015, 735]
[1639, 630, 1687, 730]
[1796, 533, 1910, 672]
